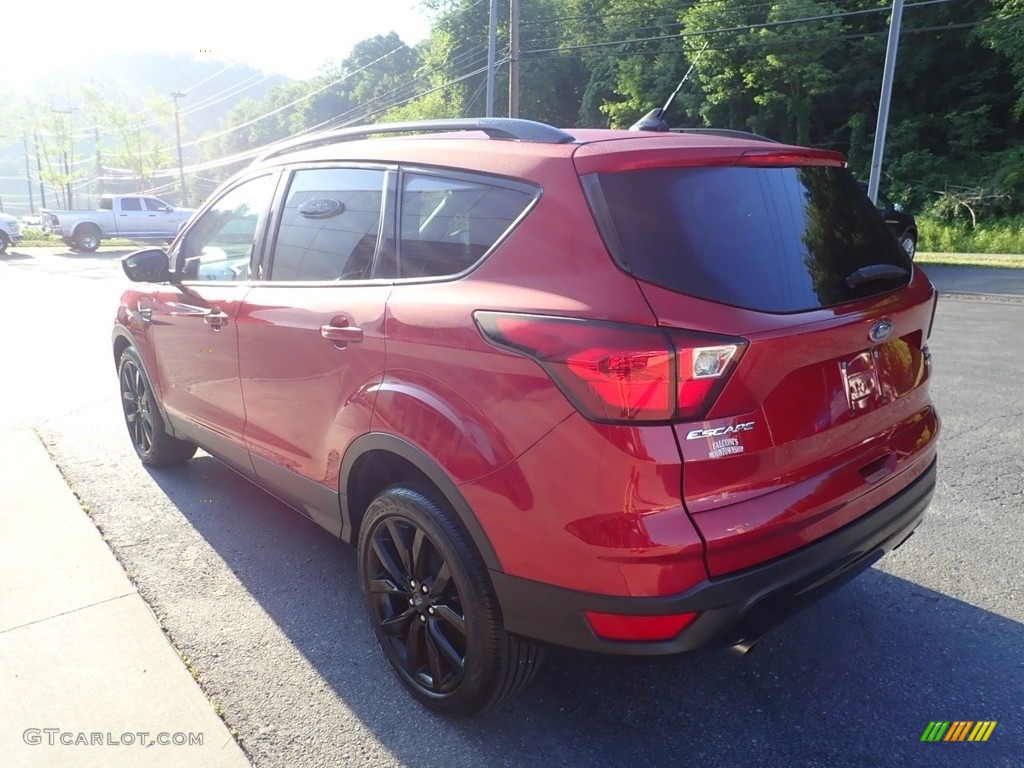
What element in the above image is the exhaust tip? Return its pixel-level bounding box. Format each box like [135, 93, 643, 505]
[729, 637, 760, 656]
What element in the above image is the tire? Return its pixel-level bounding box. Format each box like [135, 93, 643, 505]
[0, 233, 9, 254]
[117, 347, 197, 467]
[74, 225, 101, 252]
[358, 485, 542, 717]
[899, 232, 916, 260]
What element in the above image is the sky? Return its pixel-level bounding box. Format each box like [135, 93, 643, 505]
[2, 0, 434, 87]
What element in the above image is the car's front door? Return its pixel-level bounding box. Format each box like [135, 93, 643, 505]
[142, 197, 179, 238]
[237, 166, 392, 534]
[143, 173, 278, 475]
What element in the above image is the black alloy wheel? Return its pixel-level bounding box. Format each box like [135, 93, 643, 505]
[117, 347, 196, 467]
[366, 514, 468, 695]
[358, 486, 542, 716]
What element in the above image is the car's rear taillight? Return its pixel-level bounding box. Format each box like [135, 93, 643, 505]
[474, 312, 745, 424]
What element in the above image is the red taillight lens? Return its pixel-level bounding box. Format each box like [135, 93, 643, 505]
[584, 611, 699, 642]
[475, 312, 745, 424]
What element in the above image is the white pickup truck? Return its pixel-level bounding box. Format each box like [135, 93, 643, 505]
[41, 194, 195, 252]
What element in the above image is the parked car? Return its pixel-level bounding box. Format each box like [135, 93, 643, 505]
[0, 214, 22, 253]
[113, 118, 939, 717]
[19, 214, 42, 229]
[858, 180, 917, 258]
[41, 194, 194, 252]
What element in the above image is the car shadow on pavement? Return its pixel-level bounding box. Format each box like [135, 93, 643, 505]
[142, 455, 1022, 768]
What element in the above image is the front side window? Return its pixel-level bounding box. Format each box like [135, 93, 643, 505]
[176, 174, 274, 282]
[144, 197, 170, 212]
[269, 168, 386, 282]
[398, 173, 536, 278]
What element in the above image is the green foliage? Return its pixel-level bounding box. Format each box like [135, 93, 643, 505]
[919, 215, 1024, 254]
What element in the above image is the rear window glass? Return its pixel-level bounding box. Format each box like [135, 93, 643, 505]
[586, 166, 912, 313]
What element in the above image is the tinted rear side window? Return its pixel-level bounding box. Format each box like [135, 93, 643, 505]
[399, 173, 536, 278]
[586, 166, 912, 313]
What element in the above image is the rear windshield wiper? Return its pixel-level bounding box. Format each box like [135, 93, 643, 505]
[845, 264, 910, 288]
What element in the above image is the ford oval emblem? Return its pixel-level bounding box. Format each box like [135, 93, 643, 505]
[869, 319, 894, 343]
[298, 198, 344, 218]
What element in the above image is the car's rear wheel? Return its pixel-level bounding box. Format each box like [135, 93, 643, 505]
[74, 225, 101, 252]
[118, 347, 197, 467]
[358, 485, 542, 717]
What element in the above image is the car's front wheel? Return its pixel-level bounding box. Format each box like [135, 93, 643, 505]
[118, 347, 197, 466]
[358, 485, 542, 717]
[0, 233, 10, 254]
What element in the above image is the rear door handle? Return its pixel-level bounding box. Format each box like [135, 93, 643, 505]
[204, 310, 229, 329]
[321, 321, 363, 347]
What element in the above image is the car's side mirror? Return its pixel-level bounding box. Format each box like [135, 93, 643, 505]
[122, 248, 171, 283]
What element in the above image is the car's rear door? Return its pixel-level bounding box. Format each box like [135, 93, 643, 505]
[143, 173, 279, 476]
[114, 197, 148, 237]
[237, 165, 392, 534]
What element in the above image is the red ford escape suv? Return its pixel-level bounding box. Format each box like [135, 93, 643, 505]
[113, 118, 939, 716]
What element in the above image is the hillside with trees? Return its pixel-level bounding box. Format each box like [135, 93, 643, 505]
[2, 0, 1020, 246]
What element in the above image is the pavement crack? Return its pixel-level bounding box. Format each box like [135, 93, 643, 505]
[0, 590, 137, 635]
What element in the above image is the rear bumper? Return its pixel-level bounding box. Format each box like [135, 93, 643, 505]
[492, 457, 936, 655]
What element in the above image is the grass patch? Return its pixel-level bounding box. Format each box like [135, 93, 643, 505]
[919, 216, 1024, 255]
[916, 252, 1024, 269]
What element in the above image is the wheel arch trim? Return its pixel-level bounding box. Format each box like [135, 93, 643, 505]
[339, 432, 503, 572]
[111, 326, 178, 438]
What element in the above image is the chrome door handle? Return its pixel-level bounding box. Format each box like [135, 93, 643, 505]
[204, 311, 229, 329]
[320, 322, 363, 347]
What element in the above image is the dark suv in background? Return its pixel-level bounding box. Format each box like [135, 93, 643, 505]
[859, 180, 918, 258]
[113, 118, 939, 716]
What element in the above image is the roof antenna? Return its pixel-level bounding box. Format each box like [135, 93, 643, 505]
[630, 41, 709, 132]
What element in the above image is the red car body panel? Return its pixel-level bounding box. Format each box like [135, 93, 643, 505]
[237, 284, 391, 494]
[144, 284, 251, 446]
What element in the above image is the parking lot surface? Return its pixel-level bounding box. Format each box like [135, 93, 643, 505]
[1, 247, 1020, 767]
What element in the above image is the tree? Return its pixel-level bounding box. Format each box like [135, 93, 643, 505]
[82, 87, 175, 195]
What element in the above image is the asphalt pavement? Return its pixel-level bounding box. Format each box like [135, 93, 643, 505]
[0, 246, 1021, 768]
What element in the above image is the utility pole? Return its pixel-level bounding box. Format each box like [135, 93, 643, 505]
[51, 107, 75, 208]
[509, 0, 520, 118]
[486, 0, 497, 117]
[33, 131, 46, 209]
[171, 91, 187, 206]
[94, 126, 104, 199]
[23, 135, 34, 214]
[867, 0, 904, 205]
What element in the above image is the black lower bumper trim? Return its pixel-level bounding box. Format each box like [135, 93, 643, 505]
[492, 458, 936, 655]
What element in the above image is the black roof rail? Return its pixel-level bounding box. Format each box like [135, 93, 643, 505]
[252, 118, 576, 165]
[670, 127, 779, 143]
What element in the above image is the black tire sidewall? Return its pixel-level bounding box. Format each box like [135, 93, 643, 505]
[117, 347, 195, 466]
[358, 486, 505, 717]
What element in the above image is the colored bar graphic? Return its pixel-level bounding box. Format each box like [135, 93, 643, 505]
[945, 721, 972, 741]
[969, 722, 998, 742]
[921, 721, 996, 742]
